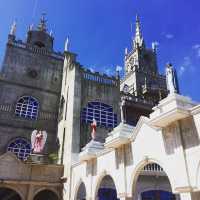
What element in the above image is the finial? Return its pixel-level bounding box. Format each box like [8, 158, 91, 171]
[152, 42, 159, 53]
[50, 30, 53, 37]
[65, 37, 69, 52]
[29, 24, 34, 31]
[136, 14, 140, 23]
[10, 21, 17, 36]
[38, 13, 47, 32]
[144, 77, 147, 87]
[125, 47, 128, 56]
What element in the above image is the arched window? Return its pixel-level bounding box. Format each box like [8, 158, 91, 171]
[15, 96, 39, 120]
[81, 101, 117, 128]
[7, 138, 31, 160]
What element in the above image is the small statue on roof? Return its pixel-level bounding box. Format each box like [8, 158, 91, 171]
[91, 119, 97, 140]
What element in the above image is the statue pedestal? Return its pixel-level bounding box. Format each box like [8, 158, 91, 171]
[149, 93, 197, 127]
[79, 140, 104, 161]
[29, 153, 48, 164]
[105, 122, 134, 148]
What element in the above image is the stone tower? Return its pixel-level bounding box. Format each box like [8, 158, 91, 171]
[120, 15, 168, 125]
[0, 15, 64, 157]
[57, 40, 121, 199]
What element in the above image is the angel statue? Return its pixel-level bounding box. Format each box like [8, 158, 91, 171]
[31, 130, 47, 153]
[91, 119, 97, 140]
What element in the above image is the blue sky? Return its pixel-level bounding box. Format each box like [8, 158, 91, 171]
[0, 0, 200, 101]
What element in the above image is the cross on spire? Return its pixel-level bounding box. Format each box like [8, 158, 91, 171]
[38, 13, 47, 32]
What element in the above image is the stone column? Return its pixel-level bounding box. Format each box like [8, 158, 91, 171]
[120, 197, 132, 200]
[27, 185, 34, 200]
[180, 192, 199, 200]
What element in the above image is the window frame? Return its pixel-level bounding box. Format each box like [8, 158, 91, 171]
[15, 96, 39, 120]
[81, 101, 117, 128]
[7, 137, 31, 160]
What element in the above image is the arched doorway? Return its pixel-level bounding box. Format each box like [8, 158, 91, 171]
[97, 175, 119, 200]
[34, 190, 59, 200]
[133, 163, 179, 200]
[76, 182, 86, 200]
[0, 187, 22, 200]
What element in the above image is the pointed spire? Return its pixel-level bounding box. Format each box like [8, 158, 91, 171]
[125, 47, 128, 56]
[133, 14, 144, 49]
[29, 24, 34, 31]
[64, 37, 69, 52]
[38, 13, 47, 32]
[10, 21, 17, 36]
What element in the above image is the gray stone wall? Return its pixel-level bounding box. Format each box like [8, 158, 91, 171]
[0, 39, 64, 154]
[80, 69, 120, 149]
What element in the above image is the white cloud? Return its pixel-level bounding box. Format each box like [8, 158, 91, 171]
[165, 34, 174, 39]
[192, 44, 200, 49]
[179, 66, 186, 76]
[116, 65, 122, 72]
[178, 56, 193, 76]
[192, 44, 200, 57]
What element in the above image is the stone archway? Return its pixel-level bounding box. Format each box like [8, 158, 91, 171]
[133, 162, 179, 200]
[33, 189, 59, 200]
[96, 175, 119, 200]
[76, 182, 86, 200]
[0, 187, 22, 200]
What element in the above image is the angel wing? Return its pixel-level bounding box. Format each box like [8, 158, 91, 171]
[41, 131, 47, 150]
[31, 130, 38, 149]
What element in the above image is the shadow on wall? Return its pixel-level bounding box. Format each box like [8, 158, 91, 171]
[162, 117, 200, 155]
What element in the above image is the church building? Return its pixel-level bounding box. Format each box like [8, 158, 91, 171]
[0, 14, 199, 200]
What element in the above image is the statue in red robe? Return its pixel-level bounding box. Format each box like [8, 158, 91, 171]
[91, 119, 97, 140]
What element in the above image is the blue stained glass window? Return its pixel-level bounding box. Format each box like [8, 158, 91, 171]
[7, 138, 31, 160]
[15, 96, 39, 120]
[81, 101, 117, 128]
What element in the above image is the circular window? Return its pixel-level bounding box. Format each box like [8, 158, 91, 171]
[7, 138, 31, 160]
[27, 69, 38, 79]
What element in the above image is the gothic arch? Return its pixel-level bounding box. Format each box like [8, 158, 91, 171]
[0, 186, 24, 200]
[129, 157, 175, 197]
[93, 172, 118, 200]
[74, 181, 87, 200]
[33, 187, 60, 200]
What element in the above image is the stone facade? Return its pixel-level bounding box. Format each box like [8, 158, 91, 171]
[0, 16, 65, 199]
[0, 17, 64, 155]
[0, 152, 63, 200]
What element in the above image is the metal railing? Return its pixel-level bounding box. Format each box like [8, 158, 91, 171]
[143, 163, 164, 172]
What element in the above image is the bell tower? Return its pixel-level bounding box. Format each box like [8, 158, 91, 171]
[121, 15, 168, 125]
[26, 14, 54, 51]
